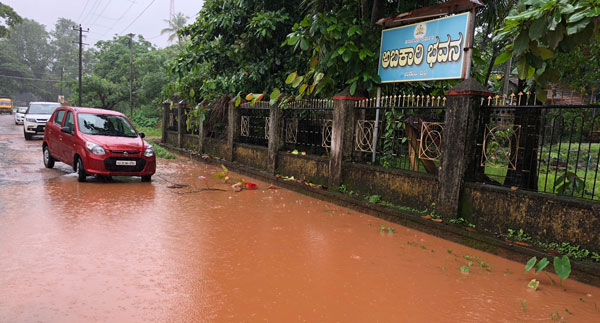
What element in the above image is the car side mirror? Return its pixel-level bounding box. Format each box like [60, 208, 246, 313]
[61, 126, 72, 134]
[139, 132, 145, 138]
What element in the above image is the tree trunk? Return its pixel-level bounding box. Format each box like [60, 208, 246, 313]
[361, 0, 371, 21]
[370, 0, 384, 27]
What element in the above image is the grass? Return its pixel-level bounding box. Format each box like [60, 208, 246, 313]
[153, 144, 175, 159]
[135, 124, 162, 140]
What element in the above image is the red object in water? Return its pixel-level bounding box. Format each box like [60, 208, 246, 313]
[244, 182, 258, 190]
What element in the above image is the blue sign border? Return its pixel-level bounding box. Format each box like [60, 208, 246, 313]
[378, 12, 471, 83]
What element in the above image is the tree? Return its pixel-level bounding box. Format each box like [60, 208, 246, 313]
[494, 0, 600, 101]
[50, 18, 79, 98]
[160, 12, 189, 43]
[74, 35, 174, 114]
[0, 18, 56, 101]
[0, 3, 22, 38]
[168, 0, 304, 104]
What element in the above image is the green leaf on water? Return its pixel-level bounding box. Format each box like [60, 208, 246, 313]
[525, 256, 537, 272]
[535, 257, 550, 273]
[460, 266, 470, 273]
[554, 256, 571, 281]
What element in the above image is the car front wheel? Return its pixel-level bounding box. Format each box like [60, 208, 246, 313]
[76, 158, 86, 182]
[43, 146, 55, 168]
[23, 130, 32, 140]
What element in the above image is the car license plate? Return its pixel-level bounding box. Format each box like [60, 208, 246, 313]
[116, 160, 136, 166]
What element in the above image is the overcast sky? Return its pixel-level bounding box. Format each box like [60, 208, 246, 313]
[4, 0, 205, 48]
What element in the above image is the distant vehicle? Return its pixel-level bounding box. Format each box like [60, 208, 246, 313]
[14, 107, 27, 125]
[0, 98, 13, 114]
[23, 102, 60, 140]
[42, 106, 156, 182]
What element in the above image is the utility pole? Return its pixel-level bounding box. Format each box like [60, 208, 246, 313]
[128, 33, 134, 117]
[60, 67, 64, 96]
[72, 24, 88, 107]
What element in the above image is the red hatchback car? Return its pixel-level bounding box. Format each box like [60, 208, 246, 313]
[42, 107, 156, 182]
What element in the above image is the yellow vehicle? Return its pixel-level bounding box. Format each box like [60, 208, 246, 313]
[0, 98, 13, 114]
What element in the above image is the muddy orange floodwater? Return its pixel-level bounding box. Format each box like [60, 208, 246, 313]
[0, 159, 599, 322]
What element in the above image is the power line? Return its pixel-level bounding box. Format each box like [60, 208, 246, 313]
[77, 0, 93, 22]
[99, 0, 137, 37]
[80, 0, 103, 25]
[89, 0, 114, 27]
[0, 74, 60, 82]
[119, 0, 157, 34]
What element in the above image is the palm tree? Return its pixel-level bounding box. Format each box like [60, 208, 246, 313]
[161, 12, 189, 43]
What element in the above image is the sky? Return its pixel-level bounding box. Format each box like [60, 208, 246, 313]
[3, 0, 205, 48]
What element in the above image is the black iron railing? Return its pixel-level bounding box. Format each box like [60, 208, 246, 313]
[352, 94, 446, 173]
[281, 99, 334, 157]
[481, 104, 600, 200]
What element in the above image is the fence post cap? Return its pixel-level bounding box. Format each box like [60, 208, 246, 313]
[333, 96, 368, 101]
[446, 78, 493, 97]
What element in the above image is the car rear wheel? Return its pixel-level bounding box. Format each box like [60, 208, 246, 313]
[141, 175, 152, 182]
[76, 157, 87, 182]
[43, 146, 55, 169]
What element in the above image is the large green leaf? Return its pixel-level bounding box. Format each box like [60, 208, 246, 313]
[349, 81, 357, 95]
[513, 31, 530, 56]
[525, 256, 537, 272]
[291, 75, 304, 88]
[348, 25, 360, 37]
[300, 38, 309, 50]
[285, 72, 297, 85]
[567, 18, 591, 35]
[553, 256, 571, 281]
[269, 88, 280, 103]
[494, 51, 513, 65]
[517, 57, 529, 80]
[529, 17, 546, 40]
[534, 257, 549, 273]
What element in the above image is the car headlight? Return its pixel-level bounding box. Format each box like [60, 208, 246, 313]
[26, 117, 36, 122]
[85, 141, 106, 156]
[144, 145, 155, 157]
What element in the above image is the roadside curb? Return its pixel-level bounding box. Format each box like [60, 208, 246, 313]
[159, 143, 600, 287]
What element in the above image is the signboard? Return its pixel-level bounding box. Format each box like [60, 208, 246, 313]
[378, 12, 471, 83]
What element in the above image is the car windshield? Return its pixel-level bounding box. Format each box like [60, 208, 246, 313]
[28, 103, 60, 114]
[77, 113, 138, 137]
[18, 107, 27, 113]
[0, 100, 11, 105]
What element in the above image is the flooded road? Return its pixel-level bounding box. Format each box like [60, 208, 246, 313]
[0, 114, 599, 322]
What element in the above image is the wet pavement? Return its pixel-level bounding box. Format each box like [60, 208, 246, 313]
[0, 114, 599, 322]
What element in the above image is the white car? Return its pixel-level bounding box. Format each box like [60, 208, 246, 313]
[14, 107, 27, 125]
[23, 102, 61, 140]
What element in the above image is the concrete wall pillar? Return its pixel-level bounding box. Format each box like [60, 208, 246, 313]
[437, 79, 492, 218]
[161, 100, 169, 144]
[198, 113, 204, 153]
[329, 95, 363, 187]
[226, 101, 239, 161]
[267, 103, 283, 173]
[177, 102, 183, 148]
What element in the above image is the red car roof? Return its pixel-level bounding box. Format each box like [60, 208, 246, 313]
[70, 107, 126, 116]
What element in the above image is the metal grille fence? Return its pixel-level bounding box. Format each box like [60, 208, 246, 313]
[352, 94, 446, 173]
[238, 102, 269, 147]
[166, 107, 178, 131]
[481, 90, 600, 200]
[205, 107, 228, 140]
[281, 99, 334, 157]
